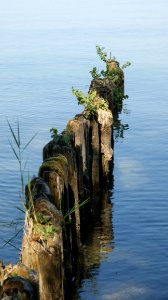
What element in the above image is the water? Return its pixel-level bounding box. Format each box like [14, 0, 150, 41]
[0, 0, 168, 299]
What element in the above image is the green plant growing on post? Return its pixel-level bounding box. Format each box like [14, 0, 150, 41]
[90, 45, 131, 80]
[90, 45, 131, 104]
[72, 88, 108, 119]
[50, 128, 73, 146]
[96, 45, 116, 63]
[96, 45, 108, 62]
[3, 122, 61, 247]
[50, 127, 59, 143]
[89, 67, 101, 79]
[95, 44, 130, 68]
[33, 211, 58, 240]
[90, 68, 120, 82]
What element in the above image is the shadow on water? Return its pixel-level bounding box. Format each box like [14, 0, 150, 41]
[66, 106, 129, 300]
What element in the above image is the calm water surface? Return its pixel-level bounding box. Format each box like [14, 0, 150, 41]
[0, 0, 168, 299]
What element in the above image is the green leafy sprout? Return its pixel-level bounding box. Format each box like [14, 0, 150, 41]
[90, 45, 131, 104]
[96, 45, 116, 63]
[50, 128, 73, 145]
[33, 213, 57, 240]
[90, 45, 131, 80]
[72, 88, 108, 119]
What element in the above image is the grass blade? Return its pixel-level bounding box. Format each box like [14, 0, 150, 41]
[1, 238, 20, 251]
[0, 228, 22, 250]
[64, 198, 89, 219]
[7, 120, 19, 148]
[0, 221, 17, 227]
[23, 159, 28, 171]
[17, 120, 21, 147]
[9, 141, 20, 162]
[15, 206, 25, 214]
[22, 132, 38, 152]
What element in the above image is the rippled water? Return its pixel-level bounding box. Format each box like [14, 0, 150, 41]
[0, 0, 168, 299]
[76, 70, 168, 299]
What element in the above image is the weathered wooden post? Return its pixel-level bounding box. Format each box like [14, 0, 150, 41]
[38, 155, 69, 211]
[0, 263, 38, 299]
[21, 178, 64, 300]
[97, 108, 113, 178]
[42, 142, 81, 244]
[90, 118, 100, 196]
[106, 60, 124, 93]
[89, 78, 114, 111]
[67, 116, 91, 200]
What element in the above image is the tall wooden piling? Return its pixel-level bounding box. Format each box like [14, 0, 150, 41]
[0, 58, 126, 300]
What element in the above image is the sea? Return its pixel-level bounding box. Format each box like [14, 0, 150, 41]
[0, 0, 168, 299]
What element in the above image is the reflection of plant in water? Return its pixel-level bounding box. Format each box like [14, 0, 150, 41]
[113, 102, 130, 141]
[113, 118, 129, 141]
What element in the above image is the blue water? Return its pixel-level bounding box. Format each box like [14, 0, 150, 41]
[77, 71, 168, 299]
[0, 0, 168, 299]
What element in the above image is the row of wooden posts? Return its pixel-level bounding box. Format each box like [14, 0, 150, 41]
[0, 61, 124, 300]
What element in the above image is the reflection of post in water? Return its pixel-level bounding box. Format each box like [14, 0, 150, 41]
[67, 168, 115, 300]
[67, 61, 130, 299]
[68, 113, 130, 299]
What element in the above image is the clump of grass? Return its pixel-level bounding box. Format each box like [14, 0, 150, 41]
[7, 120, 37, 205]
[33, 223, 57, 240]
[0, 121, 37, 249]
